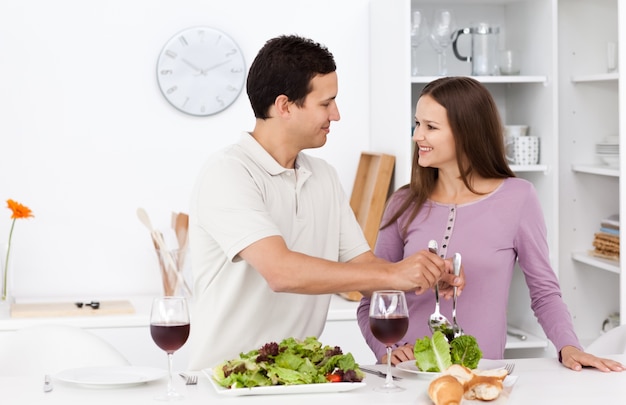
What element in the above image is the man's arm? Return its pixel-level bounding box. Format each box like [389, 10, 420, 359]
[238, 235, 447, 295]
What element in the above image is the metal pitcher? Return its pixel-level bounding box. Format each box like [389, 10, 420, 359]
[452, 22, 500, 76]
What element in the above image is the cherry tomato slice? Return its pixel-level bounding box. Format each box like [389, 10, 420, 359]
[326, 373, 342, 383]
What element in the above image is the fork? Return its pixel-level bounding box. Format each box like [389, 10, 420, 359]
[179, 372, 198, 385]
[504, 363, 515, 375]
[451, 253, 464, 339]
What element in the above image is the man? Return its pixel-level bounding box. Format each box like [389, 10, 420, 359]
[188, 35, 460, 370]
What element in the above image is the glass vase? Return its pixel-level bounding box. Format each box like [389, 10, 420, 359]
[0, 242, 13, 317]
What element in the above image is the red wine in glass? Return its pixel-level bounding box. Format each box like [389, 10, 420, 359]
[150, 323, 190, 354]
[150, 297, 190, 401]
[369, 316, 409, 346]
[369, 290, 409, 393]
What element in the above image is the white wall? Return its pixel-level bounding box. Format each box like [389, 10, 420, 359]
[0, 0, 372, 299]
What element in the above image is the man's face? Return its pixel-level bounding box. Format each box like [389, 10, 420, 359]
[287, 72, 341, 150]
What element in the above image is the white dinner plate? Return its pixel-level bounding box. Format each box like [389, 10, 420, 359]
[396, 358, 506, 378]
[54, 366, 167, 388]
[203, 369, 366, 396]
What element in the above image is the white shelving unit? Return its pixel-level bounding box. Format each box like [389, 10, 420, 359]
[369, 0, 625, 355]
[571, 252, 620, 275]
[411, 76, 548, 85]
[570, 72, 619, 83]
[369, 0, 565, 357]
[558, 0, 623, 346]
[572, 165, 619, 177]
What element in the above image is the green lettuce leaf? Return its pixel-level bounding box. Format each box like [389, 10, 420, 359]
[266, 365, 318, 385]
[319, 352, 358, 375]
[413, 331, 452, 372]
[450, 335, 482, 369]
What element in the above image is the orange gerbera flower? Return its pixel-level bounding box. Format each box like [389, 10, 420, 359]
[7, 199, 34, 220]
[3, 199, 34, 301]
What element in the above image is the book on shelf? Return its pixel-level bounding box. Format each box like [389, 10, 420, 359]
[591, 214, 619, 261]
[601, 213, 620, 230]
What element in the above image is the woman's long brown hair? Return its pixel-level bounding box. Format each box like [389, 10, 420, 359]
[383, 76, 516, 236]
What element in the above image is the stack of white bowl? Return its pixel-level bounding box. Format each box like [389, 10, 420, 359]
[596, 136, 620, 168]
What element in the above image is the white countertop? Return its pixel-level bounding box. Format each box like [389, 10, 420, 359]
[0, 296, 154, 331]
[0, 294, 377, 369]
[0, 295, 354, 330]
[0, 294, 548, 350]
[4, 355, 625, 405]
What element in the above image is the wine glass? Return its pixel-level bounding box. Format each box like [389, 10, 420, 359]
[410, 10, 429, 76]
[369, 290, 409, 393]
[429, 9, 456, 76]
[150, 296, 191, 401]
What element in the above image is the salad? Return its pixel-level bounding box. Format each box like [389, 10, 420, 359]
[413, 331, 483, 372]
[212, 336, 364, 388]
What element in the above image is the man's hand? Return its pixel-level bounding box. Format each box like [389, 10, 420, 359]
[438, 257, 465, 300]
[391, 249, 447, 294]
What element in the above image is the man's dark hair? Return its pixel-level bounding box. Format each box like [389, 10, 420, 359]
[246, 35, 336, 119]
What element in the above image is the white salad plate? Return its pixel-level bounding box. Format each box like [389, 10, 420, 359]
[203, 369, 366, 396]
[54, 366, 167, 388]
[396, 358, 506, 378]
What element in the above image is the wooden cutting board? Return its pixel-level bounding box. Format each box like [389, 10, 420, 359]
[10, 300, 135, 318]
[339, 152, 395, 302]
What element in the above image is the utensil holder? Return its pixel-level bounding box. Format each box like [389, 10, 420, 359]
[157, 248, 192, 297]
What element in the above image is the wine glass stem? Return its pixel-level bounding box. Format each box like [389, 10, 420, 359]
[438, 50, 447, 76]
[166, 352, 175, 395]
[385, 346, 394, 387]
[411, 46, 419, 76]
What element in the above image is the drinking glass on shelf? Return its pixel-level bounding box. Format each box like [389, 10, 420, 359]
[410, 9, 429, 76]
[150, 296, 190, 401]
[429, 9, 456, 76]
[369, 290, 409, 393]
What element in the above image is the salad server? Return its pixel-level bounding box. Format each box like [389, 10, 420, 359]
[427, 240, 454, 341]
[451, 253, 464, 338]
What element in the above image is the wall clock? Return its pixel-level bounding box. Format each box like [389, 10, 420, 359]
[156, 26, 246, 116]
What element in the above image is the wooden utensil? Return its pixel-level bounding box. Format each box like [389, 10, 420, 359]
[171, 212, 189, 270]
[137, 208, 191, 296]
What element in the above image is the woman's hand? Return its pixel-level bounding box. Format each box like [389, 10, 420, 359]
[381, 343, 415, 366]
[560, 345, 625, 372]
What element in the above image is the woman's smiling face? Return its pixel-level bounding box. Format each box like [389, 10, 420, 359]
[412, 94, 457, 170]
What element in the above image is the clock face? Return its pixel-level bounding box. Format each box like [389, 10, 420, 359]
[156, 27, 246, 116]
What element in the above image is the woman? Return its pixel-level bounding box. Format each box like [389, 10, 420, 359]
[357, 77, 623, 372]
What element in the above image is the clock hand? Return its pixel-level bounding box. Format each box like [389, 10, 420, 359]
[201, 59, 232, 75]
[181, 58, 203, 74]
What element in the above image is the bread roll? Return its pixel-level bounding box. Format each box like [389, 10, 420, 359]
[464, 375, 504, 401]
[435, 364, 508, 402]
[428, 375, 464, 405]
[443, 364, 474, 386]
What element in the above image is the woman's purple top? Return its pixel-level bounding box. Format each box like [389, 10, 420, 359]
[357, 177, 582, 361]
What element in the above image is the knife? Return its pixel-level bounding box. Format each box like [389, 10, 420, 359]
[359, 367, 402, 381]
[43, 374, 53, 393]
